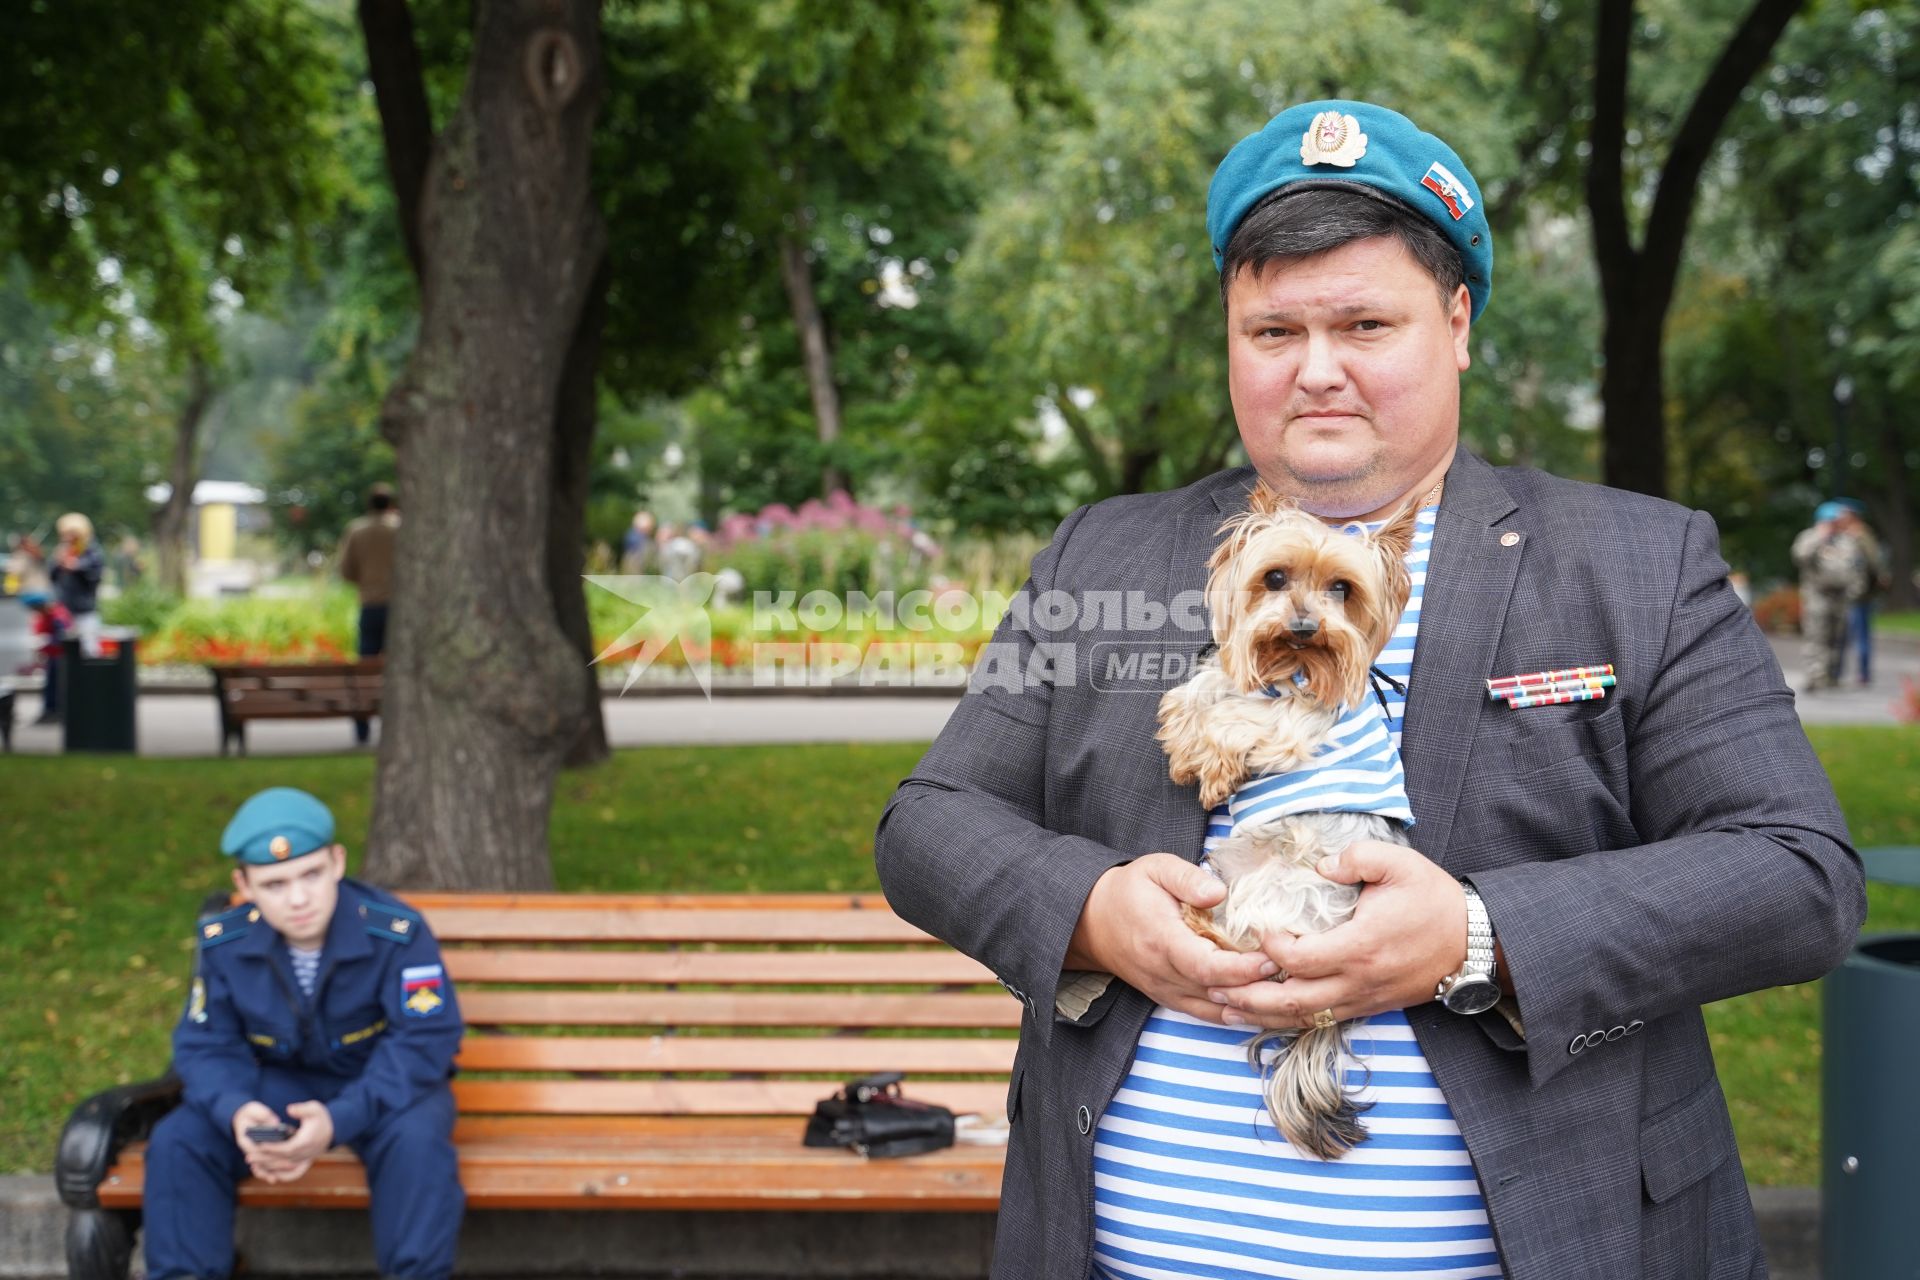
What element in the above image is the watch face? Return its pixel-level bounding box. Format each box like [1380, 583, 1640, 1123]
[1442, 975, 1502, 1016]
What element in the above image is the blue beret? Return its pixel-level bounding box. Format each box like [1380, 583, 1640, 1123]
[19, 589, 50, 607]
[221, 787, 335, 865]
[1207, 100, 1493, 322]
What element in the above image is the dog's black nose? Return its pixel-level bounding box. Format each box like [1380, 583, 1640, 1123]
[1288, 616, 1320, 638]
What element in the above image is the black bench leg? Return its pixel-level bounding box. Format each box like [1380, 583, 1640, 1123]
[66, 1207, 138, 1280]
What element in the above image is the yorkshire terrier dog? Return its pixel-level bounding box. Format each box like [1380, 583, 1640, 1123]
[1156, 483, 1419, 1159]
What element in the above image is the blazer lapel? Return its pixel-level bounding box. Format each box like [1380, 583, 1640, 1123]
[1400, 448, 1522, 869]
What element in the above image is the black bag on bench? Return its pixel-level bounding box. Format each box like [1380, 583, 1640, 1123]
[803, 1072, 955, 1158]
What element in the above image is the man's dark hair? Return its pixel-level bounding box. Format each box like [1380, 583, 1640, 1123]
[368, 483, 395, 513]
[1218, 187, 1466, 314]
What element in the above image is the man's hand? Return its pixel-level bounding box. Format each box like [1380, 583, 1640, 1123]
[1207, 840, 1467, 1028]
[248, 1100, 334, 1184]
[1065, 854, 1278, 1025]
[232, 1101, 301, 1183]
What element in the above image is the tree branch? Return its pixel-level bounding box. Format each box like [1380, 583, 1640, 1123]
[1586, 0, 1637, 313]
[1489, 5, 1577, 229]
[358, 0, 435, 281]
[1638, 0, 1803, 313]
[1053, 391, 1116, 495]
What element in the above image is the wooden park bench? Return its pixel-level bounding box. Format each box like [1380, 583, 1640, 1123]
[207, 659, 384, 756]
[56, 892, 1018, 1279]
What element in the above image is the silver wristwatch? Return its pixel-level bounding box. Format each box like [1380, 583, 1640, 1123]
[1437, 880, 1501, 1015]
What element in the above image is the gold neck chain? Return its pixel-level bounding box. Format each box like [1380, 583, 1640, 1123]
[1422, 476, 1445, 509]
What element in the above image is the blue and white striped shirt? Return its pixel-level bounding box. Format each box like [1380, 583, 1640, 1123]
[288, 944, 322, 999]
[1092, 506, 1502, 1280]
[1232, 688, 1413, 830]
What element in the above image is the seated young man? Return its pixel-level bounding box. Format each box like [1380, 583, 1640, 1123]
[142, 787, 464, 1280]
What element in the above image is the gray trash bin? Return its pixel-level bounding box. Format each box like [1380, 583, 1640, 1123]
[1822, 846, 1920, 1280]
[60, 627, 138, 753]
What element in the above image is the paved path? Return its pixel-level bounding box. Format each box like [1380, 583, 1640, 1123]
[1, 688, 963, 757]
[3, 633, 1912, 758]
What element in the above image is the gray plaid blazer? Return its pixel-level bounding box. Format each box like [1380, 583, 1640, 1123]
[875, 447, 1864, 1279]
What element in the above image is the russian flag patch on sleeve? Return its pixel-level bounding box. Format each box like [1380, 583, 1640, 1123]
[402, 963, 445, 1017]
[1420, 161, 1474, 220]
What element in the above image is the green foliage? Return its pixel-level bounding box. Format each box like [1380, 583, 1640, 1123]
[102, 582, 360, 666]
[98, 583, 185, 637]
[713, 527, 926, 599]
[0, 263, 174, 537]
[604, 0, 1097, 529]
[265, 402, 397, 559]
[142, 588, 359, 665]
[0, 0, 344, 359]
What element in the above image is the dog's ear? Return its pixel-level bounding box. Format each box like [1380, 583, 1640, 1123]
[1246, 482, 1291, 517]
[1372, 499, 1420, 567]
[1207, 509, 1257, 573]
[1209, 482, 1291, 572]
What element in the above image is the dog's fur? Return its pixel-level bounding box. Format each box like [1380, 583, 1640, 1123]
[1156, 484, 1419, 1159]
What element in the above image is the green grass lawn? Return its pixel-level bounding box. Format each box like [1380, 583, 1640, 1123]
[2, 729, 1916, 1182]
[1877, 610, 1920, 635]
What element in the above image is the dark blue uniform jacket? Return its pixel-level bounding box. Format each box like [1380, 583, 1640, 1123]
[172, 877, 463, 1146]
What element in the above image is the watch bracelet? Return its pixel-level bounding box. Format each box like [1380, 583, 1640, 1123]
[1462, 881, 1496, 979]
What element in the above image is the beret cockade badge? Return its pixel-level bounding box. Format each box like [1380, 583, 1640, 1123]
[1300, 110, 1368, 168]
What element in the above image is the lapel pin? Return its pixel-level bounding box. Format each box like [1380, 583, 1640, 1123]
[1499, 531, 1520, 547]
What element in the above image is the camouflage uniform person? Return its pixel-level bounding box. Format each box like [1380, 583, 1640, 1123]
[1792, 500, 1876, 691]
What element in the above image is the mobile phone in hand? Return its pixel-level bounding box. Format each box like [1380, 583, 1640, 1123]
[245, 1123, 296, 1144]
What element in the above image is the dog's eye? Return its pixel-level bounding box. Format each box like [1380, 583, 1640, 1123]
[1262, 569, 1288, 591]
[1328, 580, 1351, 599]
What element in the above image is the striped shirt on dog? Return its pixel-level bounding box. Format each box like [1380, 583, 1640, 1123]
[1091, 505, 1504, 1280]
[1234, 687, 1414, 829]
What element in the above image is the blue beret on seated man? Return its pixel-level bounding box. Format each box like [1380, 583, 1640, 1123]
[875, 97, 1862, 1279]
[142, 787, 465, 1280]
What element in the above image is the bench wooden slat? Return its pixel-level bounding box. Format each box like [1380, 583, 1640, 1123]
[444, 948, 995, 986]
[208, 667, 384, 687]
[97, 1120, 1004, 1211]
[425, 907, 936, 945]
[451, 1078, 1008, 1117]
[223, 684, 378, 699]
[461, 990, 1020, 1029]
[457, 1034, 1015, 1074]
[227, 702, 380, 721]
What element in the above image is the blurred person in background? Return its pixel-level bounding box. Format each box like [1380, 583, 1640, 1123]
[1792, 498, 1879, 691]
[338, 483, 400, 745]
[51, 513, 104, 656]
[20, 589, 73, 724]
[5, 533, 51, 595]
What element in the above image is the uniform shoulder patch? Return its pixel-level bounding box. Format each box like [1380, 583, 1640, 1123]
[402, 963, 446, 1017]
[359, 898, 423, 944]
[196, 904, 255, 949]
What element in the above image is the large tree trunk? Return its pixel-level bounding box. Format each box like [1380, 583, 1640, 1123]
[152, 356, 215, 596]
[362, 0, 606, 890]
[778, 224, 845, 496]
[553, 255, 612, 769]
[1597, 311, 1668, 499]
[1586, 0, 1803, 498]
